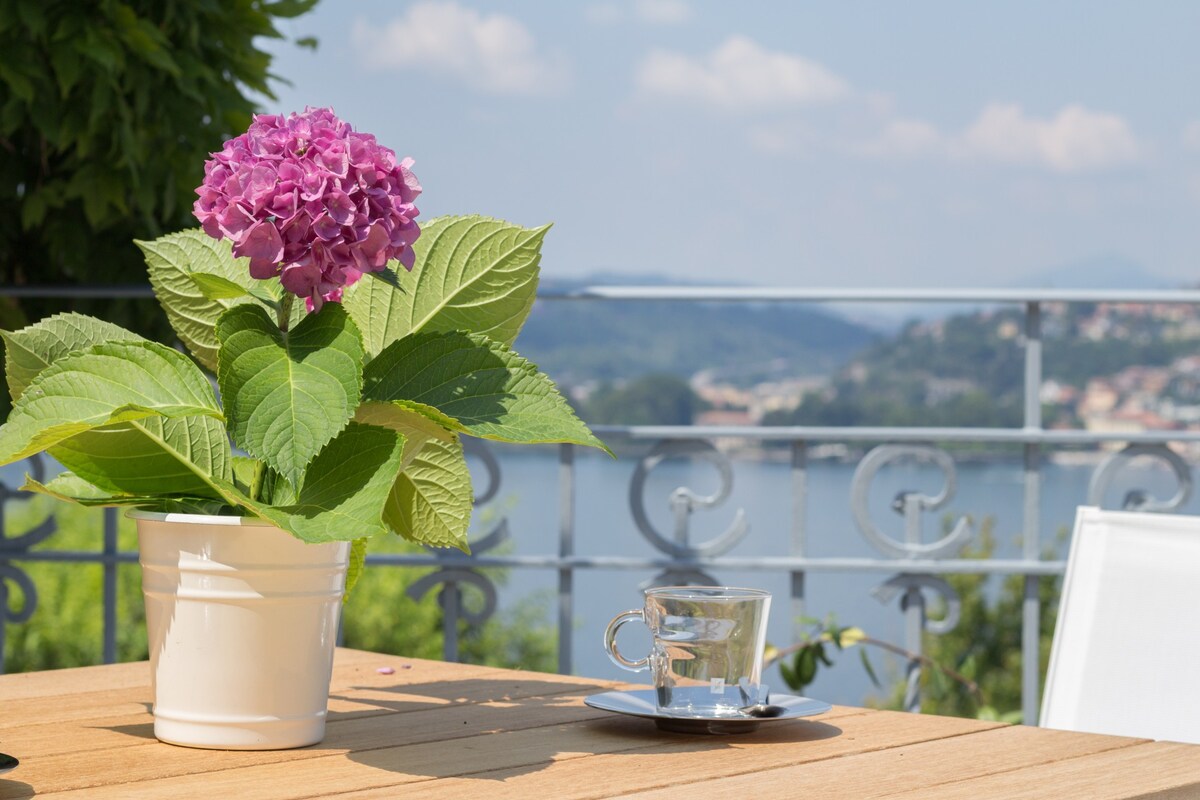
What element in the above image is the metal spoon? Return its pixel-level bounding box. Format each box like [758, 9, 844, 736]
[0, 752, 18, 774]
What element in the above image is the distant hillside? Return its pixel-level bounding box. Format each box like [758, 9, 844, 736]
[1009, 255, 1171, 290]
[515, 277, 878, 387]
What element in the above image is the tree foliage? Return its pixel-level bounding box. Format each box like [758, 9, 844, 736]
[584, 374, 704, 426]
[0, 0, 318, 339]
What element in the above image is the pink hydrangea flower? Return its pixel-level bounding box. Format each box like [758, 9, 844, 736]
[194, 107, 421, 310]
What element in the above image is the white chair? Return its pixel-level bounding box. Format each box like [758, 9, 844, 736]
[1041, 506, 1200, 743]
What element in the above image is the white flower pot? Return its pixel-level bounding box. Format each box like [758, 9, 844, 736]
[131, 510, 349, 750]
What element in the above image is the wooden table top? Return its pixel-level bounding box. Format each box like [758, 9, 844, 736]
[1, 647, 1198, 799]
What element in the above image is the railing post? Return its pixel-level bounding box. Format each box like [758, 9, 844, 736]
[558, 444, 576, 674]
[442, 584, 460, 662]
[903, 585, 926, 713]
[790, 441, 808, 644]
[0, 576, 6, 675]
[103, 507, 118, 664]
[1023, 300, 1044, 724]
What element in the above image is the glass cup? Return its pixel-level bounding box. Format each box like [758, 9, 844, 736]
[604, 586, 771, 717]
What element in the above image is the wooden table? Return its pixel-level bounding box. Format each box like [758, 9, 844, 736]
[2, 648, 1198, 799]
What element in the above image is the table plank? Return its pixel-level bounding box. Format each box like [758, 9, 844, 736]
[0, 671, 624, 796]
[255, 708, 997, 800]
[22, 707, 852, 800]
[882, 740, 1200, 799]
[4, 651, 1199, 800]
[0, 650, 582, 734]
[603, 723, 1146, 799]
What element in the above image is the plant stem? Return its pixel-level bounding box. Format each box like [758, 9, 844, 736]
[249, 461, 265, 503]
[277, 292, 294, 332]
[765, 635, 983, 703]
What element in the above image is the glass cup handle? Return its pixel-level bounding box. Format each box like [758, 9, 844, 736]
[604, 609, 649, 672]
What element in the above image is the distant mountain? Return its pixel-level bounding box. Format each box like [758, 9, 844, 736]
[517, 274, 878, 386]
[1008, 255, 1172, 290]
[836, 255, 1177, 333]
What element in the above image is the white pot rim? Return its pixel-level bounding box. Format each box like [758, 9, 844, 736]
[126, 509, 278, 528]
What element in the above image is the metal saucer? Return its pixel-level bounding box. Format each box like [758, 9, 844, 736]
[584, 689, 832, 735]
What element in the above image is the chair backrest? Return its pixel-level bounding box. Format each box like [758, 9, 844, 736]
[1041, 506, 1200, 743]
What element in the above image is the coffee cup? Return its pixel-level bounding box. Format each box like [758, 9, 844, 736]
[604, 586, 771, 717]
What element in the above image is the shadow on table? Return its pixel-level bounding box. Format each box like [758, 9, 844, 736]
[99, 703, 155, 743]
[330, 677, 842, 784]
[0, 777, 35, 800]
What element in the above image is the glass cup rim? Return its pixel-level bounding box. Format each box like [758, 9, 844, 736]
[644, 585, 770, 601]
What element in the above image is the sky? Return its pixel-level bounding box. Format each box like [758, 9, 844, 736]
[261, 1, 1200, 290]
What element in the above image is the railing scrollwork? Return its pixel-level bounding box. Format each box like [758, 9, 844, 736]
[1087, 443, 1193, 512]
[630, 440, 748, 588]
[0, 455, 57, 672]
[852, 445, 972, 559]
[405, 439, 509, 660]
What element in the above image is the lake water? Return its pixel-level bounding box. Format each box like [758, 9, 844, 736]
[473, 447, 1199, 707]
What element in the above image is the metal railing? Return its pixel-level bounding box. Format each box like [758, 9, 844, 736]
[4, 286, 1200, 727]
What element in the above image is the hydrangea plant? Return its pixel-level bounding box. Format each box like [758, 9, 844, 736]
[0, 108, 608, 568]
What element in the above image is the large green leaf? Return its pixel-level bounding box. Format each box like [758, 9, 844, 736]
[2, 312, 143, 403]
[0, 341, 224, 465]
[22, 471, 153, 506]
[384, 434, 472, 551]
[216, 303, 364, 488]
[345, 537, 369, 600]
[343, 215, 548, 355]
[21, 471, 231, 514]
[355, 398, 454, 456]
[138, 229, 302, 372]
[49, 415, 232, 498]
[362, 330, 609, 453]
[228, 422, 407, 544]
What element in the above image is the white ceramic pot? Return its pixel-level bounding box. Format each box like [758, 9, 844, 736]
[130, 510, 349, 750]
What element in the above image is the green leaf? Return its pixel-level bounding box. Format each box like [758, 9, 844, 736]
[2, 312, 143, 403]
[22, 471, 149, 506]
[779, 657, 799, 692]
[859, 649, 882, 689]
[231, 456, 260, 495]
[815, 643, 833, 667]
[343, 215, 548, 355]
[363, 331, 609, 453]
[0, 341, 224, 465]
[794, 645, 818, 688]
[138, 229, 299, 372]
[383, 434, 472, 551]
[21, 472, 230, 514]
[355, 400, 456, 444]
[228, 422, 406, 544]
[344, 537, 368, 601]
[50, 415, 232, 498]
[216, 303, 364, 488]
[367, 266, 403, 290]
[189, 271, 254, 300]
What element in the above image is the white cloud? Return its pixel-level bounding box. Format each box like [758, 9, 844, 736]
[855, 118, 943, 158]
[747, 122, 819, 156]
[585, 0, 690, 25]
[352, 2, 567, 95]
[960, 103, 1139, 172]
[635, 35, 848, 112]
[634, 0, 691, 24]
[1184, 121, 1200, 151]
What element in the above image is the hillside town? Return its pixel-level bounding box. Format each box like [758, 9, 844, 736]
[685, 302, 1200, 457]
